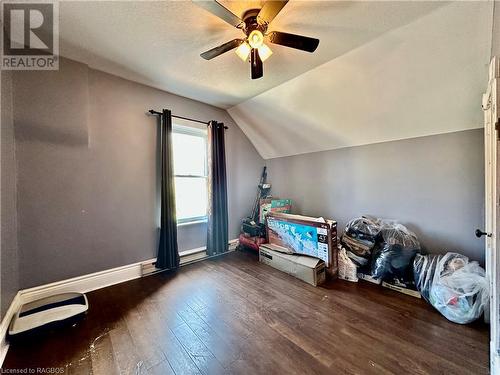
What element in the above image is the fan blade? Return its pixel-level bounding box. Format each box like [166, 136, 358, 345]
[193, 0, 243, 28]
[250, 48, 263, 79]
[257, 0, 288, 26]
[267, 31, 319, 53]
[201, 39, 244, 60]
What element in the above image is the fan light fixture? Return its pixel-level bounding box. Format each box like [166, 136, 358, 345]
[248, 30, 264, 48]
[197, 0, 320, 79]
[257, 43, 272, 62]
[235, 41, 272, 62]
[235, 42, 251, 61]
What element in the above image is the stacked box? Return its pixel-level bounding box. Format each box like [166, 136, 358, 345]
[266, 212, 338, 278]
[259, 245, 326, 286]
[259, 198, 292, 224]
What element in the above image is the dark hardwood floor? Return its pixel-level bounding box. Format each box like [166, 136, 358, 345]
[3, 250, 489, 374]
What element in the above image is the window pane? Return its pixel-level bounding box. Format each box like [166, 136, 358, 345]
[173, 132, 206, 176]
[175, 177, 207, 221]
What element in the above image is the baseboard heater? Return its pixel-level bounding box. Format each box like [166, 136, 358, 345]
[141, 250, 210, 277]
[141, 241, 239, 277]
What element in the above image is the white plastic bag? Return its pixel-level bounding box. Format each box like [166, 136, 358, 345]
[338, 247, 358, 282]
[414, 252, 488, 324]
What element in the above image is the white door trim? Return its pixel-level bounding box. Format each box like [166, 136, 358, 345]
[483, 56, 500, 375]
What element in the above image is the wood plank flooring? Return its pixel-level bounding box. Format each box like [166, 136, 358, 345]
[3, 250, 489, 374]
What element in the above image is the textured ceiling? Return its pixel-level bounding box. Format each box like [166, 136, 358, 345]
[59, 1, 445, 108]
[228, 1, 493, 159]
[58, 1, 494, 159]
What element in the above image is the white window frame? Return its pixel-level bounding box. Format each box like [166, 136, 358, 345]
[172, 124, 208, 225]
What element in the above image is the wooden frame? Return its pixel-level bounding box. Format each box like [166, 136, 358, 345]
[172, 123, 209, 225]
[483, 56, 500, 375]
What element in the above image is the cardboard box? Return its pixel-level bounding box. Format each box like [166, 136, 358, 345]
[266, 212, 338, 278]
[259, 245, 326, 286]
[259, 198, 292, 224]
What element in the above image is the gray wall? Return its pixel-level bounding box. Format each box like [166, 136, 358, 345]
[1, 71, 20, 316]
[12, 58, 263, 288]
[267, 129, 485, 264]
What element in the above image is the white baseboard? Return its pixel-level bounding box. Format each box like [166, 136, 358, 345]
[20, 238, 238, 304]
[0, 239, 238, 367]
[20, 260, 147, 305]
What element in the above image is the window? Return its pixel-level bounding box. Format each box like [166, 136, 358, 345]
[172, 124, 208, 224]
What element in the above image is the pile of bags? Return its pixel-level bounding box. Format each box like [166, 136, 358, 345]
[340, 216, 420, 285]
[339, 216, 489, 324]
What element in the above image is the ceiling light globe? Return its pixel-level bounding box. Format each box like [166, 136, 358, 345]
[235, 42, 251, 61]
[248, 30, 264, 49]
[258, 43, 272, 62]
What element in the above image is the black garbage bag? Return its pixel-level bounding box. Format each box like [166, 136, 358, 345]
[370, 223, 420, 280]
[341, 216, 381, 266]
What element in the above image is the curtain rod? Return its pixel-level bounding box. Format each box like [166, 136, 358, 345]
[148, 109, 228, 129]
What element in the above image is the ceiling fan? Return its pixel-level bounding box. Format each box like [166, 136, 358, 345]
[194, 0, 320, 79]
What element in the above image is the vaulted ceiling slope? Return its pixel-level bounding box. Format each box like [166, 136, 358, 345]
[59, 1, 444, 109]
[228, 1, 493, 159]
[59, 2, 493, 160]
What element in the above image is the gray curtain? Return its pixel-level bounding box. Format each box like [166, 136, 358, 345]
[207, 121, 228, 256]
[156, 109, 180, 270]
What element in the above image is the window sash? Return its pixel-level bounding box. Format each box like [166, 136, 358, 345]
[174, 175, 208, 224]
[175, 174, 206, 178]
[177, 216, 207, 225]
[172, 124, 208, 224]
[173, 124, 208, 178]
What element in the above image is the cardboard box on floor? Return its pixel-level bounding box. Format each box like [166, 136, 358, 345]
[259, 244, 326, 286]
[265, 212, 338, 278]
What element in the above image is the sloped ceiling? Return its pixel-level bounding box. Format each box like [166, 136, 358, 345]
[58, 1, 494, 160]
[228, 1, 493, 159]
[59, 1, 444, 108]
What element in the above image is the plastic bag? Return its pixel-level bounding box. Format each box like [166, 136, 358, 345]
[413, 252, 488, 324]
[346, 249, 370, 267]
[371, 223, 420, 280]
[341, 217, 381, 265]
[338, 247, 358, 282]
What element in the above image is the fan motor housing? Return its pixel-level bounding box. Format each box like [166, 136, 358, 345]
[242, 9, 266, 36]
